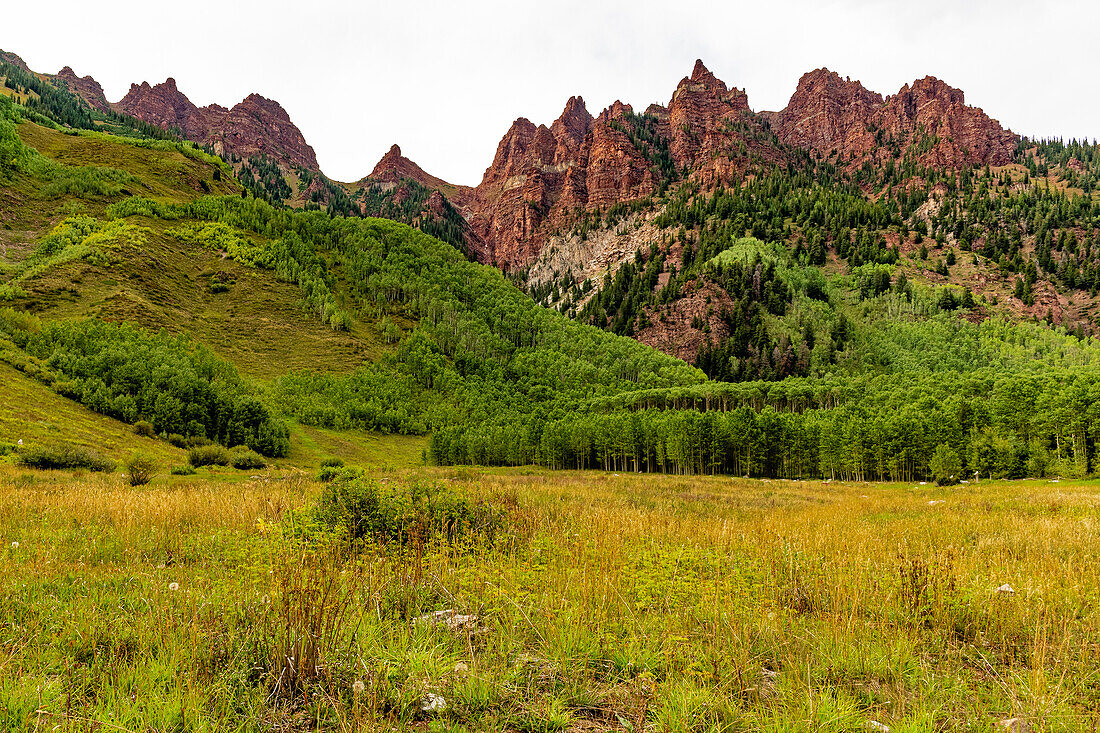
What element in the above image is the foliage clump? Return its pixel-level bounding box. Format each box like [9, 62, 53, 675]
[188, 445, 231, 468]
[229, 447, 266, 470]
[8, 319, 289, 456]
[310, 477, 509, 548]
[125, 453, 156, 486]
[16, 441, 116, 472]
[930, 443, 962, 486]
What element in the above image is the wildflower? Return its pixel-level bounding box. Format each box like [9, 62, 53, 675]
[10, 542, 18, 549]
[352, 679, 365, 695]
[168, 582, 180, 591]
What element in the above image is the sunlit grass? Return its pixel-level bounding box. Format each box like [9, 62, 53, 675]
[1, 465, 1098, 731]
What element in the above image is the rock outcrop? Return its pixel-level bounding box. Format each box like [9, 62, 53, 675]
[117, 79, 319, 171]
[764, 68, 883, 158]
[768, 68, 1017, 168]
[362, 143, 474, 208]
[53, 66, 110, 113]
[466, 61, 785, 269]
[0, 49, 30, 72]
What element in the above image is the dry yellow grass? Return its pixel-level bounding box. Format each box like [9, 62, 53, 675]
[1, 465, 1098, 731]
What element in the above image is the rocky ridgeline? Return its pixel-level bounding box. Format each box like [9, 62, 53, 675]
[18, 53, 1019, 273]
[766, 68, 1017, 168]
[116, 78, 319, 171]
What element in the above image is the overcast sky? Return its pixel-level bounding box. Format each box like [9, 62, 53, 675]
[3, 0, 1096, 185]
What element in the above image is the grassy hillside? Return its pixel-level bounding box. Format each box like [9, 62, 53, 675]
[0, 92, 701, 472]
[0, 360, 182, 463]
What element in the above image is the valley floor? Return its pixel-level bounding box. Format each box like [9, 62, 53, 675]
[1, 464, 1098, 732]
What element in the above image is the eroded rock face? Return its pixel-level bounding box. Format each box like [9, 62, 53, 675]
[364, 143, 474, 208]
[117, 79, 319, 171]
[53, 66, 110, 113]
[767, 68, 882, 158]
[769, 68, 1017, 168]
[466, 60, 787, 269]
[0, 49, 31, 72]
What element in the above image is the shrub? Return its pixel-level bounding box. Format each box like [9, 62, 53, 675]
[0, 443, 13, 456]
[319, 457, 345, 468]
[188, 444, 231, 467]
[16, 441, 116, 472]
[170, 464, 196, 476]
[167, 433, 211, 450]
[133, 420, 156, 438]
[126, 454, 156, 486]
[317, 465, 362, 483]
[930, 443, 962, 486]
[230, 447, 266, 470]
[311, 477, 509, 548]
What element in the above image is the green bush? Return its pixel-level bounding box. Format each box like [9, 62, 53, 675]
[319, 457, 345, 468]
[16, 441, 116, 472]
[170, 464, 196, 476]
[230, 447, 266, 470]
[126, 454, 156, 486]
[311, 477, 509, 548]
[930, 443, 962, 486]
[133, 420, 156, 438]
[187, 444, 231, 467]
[167, 433, 211, 450]
[316, 465, 363, 483]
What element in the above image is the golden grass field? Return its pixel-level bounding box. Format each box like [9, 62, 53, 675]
[1, 463, 1099, 732]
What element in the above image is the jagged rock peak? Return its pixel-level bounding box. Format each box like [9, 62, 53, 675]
[0, 49, 30, 71]
[552, 95, 593, 144]
[54, 65, 111, 112]
[896, 75, 965, 106]
[795, 68, 882, 100]
[687, 59, 726, 92]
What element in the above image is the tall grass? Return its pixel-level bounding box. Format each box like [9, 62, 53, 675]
[0, 465, 1097, 730]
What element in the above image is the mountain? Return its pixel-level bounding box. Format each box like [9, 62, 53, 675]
[464, 61, 789, 269]
[4, 49, 1100, 491]
[765, 68, 1018, 168]
[52, 66, 110, 113]
[362, 143, 474, 207]
[117, 78, 319, 171]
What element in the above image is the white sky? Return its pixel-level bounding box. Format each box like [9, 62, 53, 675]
[3, 0, 1096, 185]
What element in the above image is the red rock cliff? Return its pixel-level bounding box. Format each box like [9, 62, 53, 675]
[117, 79, 319, 171]
[769, 68, 1017, 167]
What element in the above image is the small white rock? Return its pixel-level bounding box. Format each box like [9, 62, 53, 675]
[919, 481, 927, 486]
[168, 582, 180, 591]
[10, 541, 18, 549]
[866, 721, 890, 733]
[453, 661, 469, 674]
[415, 609, 478, 632]
[17, 439, 23, 446]
[421, 693, 446, 712]
[995, 583, 1015, 595]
